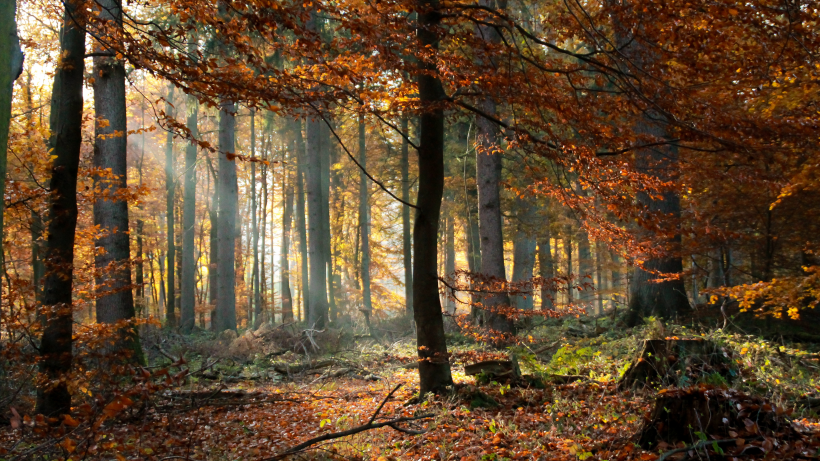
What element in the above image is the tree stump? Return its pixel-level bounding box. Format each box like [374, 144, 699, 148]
[637, 387, 794, 449]
[618, 338, 733, 390]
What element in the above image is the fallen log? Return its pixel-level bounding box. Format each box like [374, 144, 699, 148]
[272, 359, 336, 375]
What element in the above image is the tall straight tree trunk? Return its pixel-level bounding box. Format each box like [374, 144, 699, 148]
[135, 99, 146, 310]
[608, 0, 689, 326]
[295, 118, 309, 321]
[306, 108, 328, 328]
[215, 99, 238, 332]
[578, 229, 593, 308]
[321, 121, 336, 323]
[414, 0, 454, 395]
[91, 0, 141, 360]
[474, 0, 512, 335]
[510, 200, 536, 311]
[564, 228, 573, 303]
[538, 226, 555, 310]
[36, 0, 85, 417]
[400, 115, 413, 316]
[250, 110, 261, 328]
[180, 41, 199, 333]
[358, 114, 373, 330]
[260, 131, 269, 316]
[164, 84, 176, 327]
[208, 165, 218, 329]
[280, 123, 295, 322]
[444, 194, 456, 314]
[0, 0, 23, 267]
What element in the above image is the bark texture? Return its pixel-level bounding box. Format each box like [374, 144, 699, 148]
[414, 0, 454, 395]
[474, 0, 513, 335]
[91, 0, 141, 359]
[306, 111, 328, 328]
[36, 0, 84, 417]
[180, 36, 199, 333]
[215, 100, 238, 332]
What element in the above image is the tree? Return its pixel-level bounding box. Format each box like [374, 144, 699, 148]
[91, 0, 142, 358]
[215, 98, 238, 332]
[164, 84, 177, 327]
[36, 0, 85, 417]
[474, 0, 514, 336]
[180, 35, 199, 333]
[358, 113, 373, 331]
[0, 0, 23, 270]
[400, 115, 413, 315]
[413, 0, 454, 396]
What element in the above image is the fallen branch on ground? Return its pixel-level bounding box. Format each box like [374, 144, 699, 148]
[265, 384, 433, 460]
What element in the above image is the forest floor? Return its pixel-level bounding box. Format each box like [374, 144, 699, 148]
[3, 311, 820, 460]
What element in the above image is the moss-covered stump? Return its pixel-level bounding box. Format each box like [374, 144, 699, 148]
[638, 387, 797, 449]
[618, 338, 734, 390]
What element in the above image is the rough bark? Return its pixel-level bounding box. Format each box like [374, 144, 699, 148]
[36, 0, 84, 417]
[180, 40, 199, 333]
[0, 0, 23, 269]
[401, 116, 414, 316]
[91, 0, 142, 360]
[215, 99, 238, 332]
[414, 0, 454, 395]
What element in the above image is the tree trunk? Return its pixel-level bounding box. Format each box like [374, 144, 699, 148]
[595, 243, 604, 314]
[474, 0, 512, 335]
[321, 120, 336, 323]
[249, 110, 261, 328]
[578, 228, 593, 308]
[135, 100, 146, 312]
[180, 39, 199, 333]
[208, 163, 218, 329]
[91, 0, 142, 360]
[538, 226, 555, 310]
[563, 229, 573, 304]
[306, 109, 329, 329]
[401, 116, 414, 316]
[280, 122, 295, 322]
[510, 200, 536, 311]
[414, 0, 454, 395]
[215, 99, 238, 332]
[0, 0, 23, 273]
[36, 0, 84, 417]
[444, 194, 456, 314]
[295, 118, 309, 321]
[164, 84, 177, 327]
[358, 114, 373, 324]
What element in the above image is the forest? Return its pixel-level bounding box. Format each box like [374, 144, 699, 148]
[0, 0, 819, 459]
